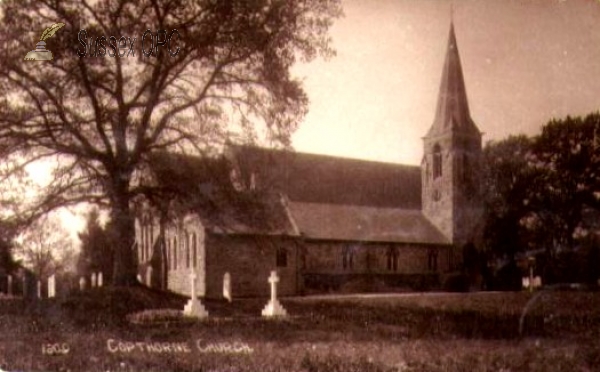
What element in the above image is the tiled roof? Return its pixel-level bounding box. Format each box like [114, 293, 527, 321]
[288, 201, 449, 245]
[228, 145, 422, 209]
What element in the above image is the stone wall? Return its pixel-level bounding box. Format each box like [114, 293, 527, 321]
[204, 234, 299, 298]
[304, 240, 450, 274]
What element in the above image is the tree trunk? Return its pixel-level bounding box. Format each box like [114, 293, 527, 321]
[110, 175, 138, 287]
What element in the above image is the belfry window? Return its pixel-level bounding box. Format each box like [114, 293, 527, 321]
[433, 144, 442, 179]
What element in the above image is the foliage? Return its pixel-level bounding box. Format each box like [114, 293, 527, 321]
[14, 214, 77, 279]
[529, 113, 600, 252]
[481, 114, 600, 287]
[77, 208, 114, 284]
[481, 135, 539, 258]
[0, 0, 341, 285]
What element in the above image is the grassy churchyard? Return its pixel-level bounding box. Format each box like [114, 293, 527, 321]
[0, 287, 599, 372]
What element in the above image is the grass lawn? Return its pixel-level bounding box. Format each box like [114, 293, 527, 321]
[0, 287, 599, 371]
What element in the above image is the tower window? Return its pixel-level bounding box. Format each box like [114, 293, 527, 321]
[433, 144, 442, 179]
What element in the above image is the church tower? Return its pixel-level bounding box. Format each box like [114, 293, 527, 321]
[422, 23, 483, 256]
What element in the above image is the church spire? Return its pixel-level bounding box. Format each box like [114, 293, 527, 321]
[426, 22, 480, 138]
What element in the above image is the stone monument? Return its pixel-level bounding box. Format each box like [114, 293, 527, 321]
[97, 272, 103, 287]
[183, 270, 209, 318]
[261, 270, 287, 317]
[223, 272, 232, 303]
[48, 275, 56, 298]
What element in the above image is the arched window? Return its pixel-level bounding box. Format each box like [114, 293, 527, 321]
[276, 247, 288, 268]
[462, 153, 469, 182]
[428, 249, 438, 272]
[192, 232, 197, 269]
[386, 246, 399, 271]
[342, 245, 355, 270]
[433, 144, 442, 179]
[173, 236, 178, 270]
[185, 232, 191, 268]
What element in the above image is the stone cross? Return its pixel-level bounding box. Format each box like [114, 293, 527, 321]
[37, 280, 41, 299]
[268, 270, 279, 303]
[22, 276, 27, 297]
[48, 275, 56, 298]
[91, 273, 97, 288]
[261, 270, 287, 317]
[79, 277, 86, 291]
[7, 275, 12, 296]
[97, 272, 103, 287]
[182, 269, 209, 318]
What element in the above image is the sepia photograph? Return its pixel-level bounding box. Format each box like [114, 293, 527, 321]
[0, 0, 599, 371]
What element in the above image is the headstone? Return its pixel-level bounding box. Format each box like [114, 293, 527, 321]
[146, 266, 153, 286]
[97, 272, 103, 287]
[533, 276, 542, 288]
[522, 277, 530, 289]
[48, 275, 56, 298]
[223, 272, 232, 303]
[91, 273, 97, 288]
[37, 280, 41, 299]
[261, 270, 287, 317]
[79, 277, 86, 291]
[7, 275, 12, 296]
[136, 274, 142, 283]
[183, 270, 209, 318]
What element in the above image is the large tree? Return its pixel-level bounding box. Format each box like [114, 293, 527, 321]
[0, 0, 341, 285]
[481, 135, 539, 259]
[530, 113, 600, 253]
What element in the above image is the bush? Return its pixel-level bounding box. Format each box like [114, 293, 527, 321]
[442, 272, 470, 292]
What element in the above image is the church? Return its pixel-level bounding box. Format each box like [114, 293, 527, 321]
[135, 23, 484, 298]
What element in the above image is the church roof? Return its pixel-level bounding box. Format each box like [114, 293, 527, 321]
[288, 202, 449, 245]
[228, 145, 422, 209]
[426, 23, 481, 138]
[145, 151, 298, 236]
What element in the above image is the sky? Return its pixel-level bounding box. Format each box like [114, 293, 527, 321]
[292, 0, 600, 165]
[24, 0, 600, 241]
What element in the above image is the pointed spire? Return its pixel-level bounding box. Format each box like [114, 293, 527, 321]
[426, 22, 480, 138]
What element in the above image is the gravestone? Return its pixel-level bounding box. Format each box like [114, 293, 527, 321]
[261, 270, 287, 317]
[91, 273, 97, 288]
[533, 276, 542, 288]
[183, 270, 209, 318]
[522, 277, 529, 289]
[146, 266, 153, 286]
[79, 277, 86, 291]
[97, 272, 103, 287]
[136, 274, 142, 283]
[37, 280, 41, 299]
[48, 275, 56, 298]
[7, 275, 12, 296]
[223, 272, 232, 303]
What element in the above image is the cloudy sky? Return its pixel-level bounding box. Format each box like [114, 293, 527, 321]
[292, 0, 600, 165]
